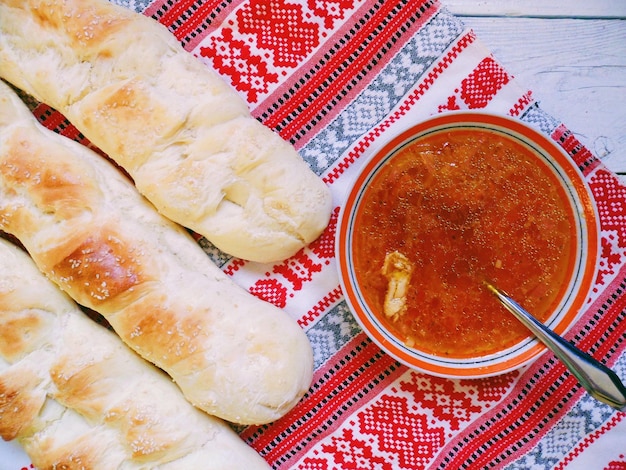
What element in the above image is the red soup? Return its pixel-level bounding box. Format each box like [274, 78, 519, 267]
[352, 128, 577, 358]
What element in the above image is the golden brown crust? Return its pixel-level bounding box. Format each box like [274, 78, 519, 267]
[1, 127, 101, 222]
[49, 230, 153, 308]
[26, 431, 117, 470]
[0, 308, 51, 362]
[0, 0, 332, 262]
[0, 367, 46, 441]
[116, 292, 210, 369]
[30, 0, 133, 53]
[77, 79, 184, 169]
[0, 235, 270, 468]
[0, 75, 312, 425]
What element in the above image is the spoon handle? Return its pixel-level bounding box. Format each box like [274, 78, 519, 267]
[486, 284, 626, 411]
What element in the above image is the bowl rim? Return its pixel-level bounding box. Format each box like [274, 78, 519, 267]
[335, 111, 600, 378]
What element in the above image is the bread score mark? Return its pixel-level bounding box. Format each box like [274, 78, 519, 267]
[50, 232, 148, 307]
[0, 236, 271, 467]
[0, 0, 333, 262]
[0, 80, 314, 425]
[0, 367, 46, 441]
[0, 127, 101, 222]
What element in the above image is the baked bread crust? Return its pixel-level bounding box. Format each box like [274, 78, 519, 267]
[0, 80, 313, 425]
[0, 0, 332, 263]
[0, 237, 270, 469]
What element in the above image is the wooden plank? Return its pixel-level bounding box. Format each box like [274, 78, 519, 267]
[459, 16, 626, 177]
[444, 0, 626, 19]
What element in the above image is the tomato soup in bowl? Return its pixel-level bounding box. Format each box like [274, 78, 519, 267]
[336, 112, 599, 378]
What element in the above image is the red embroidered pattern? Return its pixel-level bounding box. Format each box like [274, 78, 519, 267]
[308, 206, 339, 260]
[261, 0, 437, 143]
[400, 372, 518, 431]
[327, 30, 478, 186]
[307, 0, 356, 29]
[553, 124, 598, 172]
[606, 458, 626, 470]
[146, 0, 229, 50]
[433, 286, 626, 469]
[237, 0, 320, 68]
[439, 56, 511, 112]
[249, 278, 288, 307]
[200, 28, 280, 102]
[9, 1, 624, 468]
[401, 375, 483, 432]
[550, 125, 626, 293]
[298, 286, 343, 328]
[359, 396, 446, 468]
[234, 207, 339, 318]
[241, 335, 403, 465]
[460, 56, 510, 107]
[320, 429, 393, 469]
[272, 251, 324, 292]
[297, 398, 448, 469]
[510, 90, 534, 116]
[292, 369, 521, 469]
[33, 104, 87, 145]
[589, 168, 626, 288]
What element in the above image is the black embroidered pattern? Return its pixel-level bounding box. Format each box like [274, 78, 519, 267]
[435, 276, 626, 469]
[150, 0, 234, 48]
[243, 338, 401, 467]
[258, 0, 437, 144]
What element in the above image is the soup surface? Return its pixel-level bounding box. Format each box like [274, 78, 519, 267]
[353, 128, 576, 357]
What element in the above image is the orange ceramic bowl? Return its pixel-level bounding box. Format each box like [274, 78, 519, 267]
[336, 112, 599, 378]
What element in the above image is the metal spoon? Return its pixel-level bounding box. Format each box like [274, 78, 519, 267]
[485, 282, 626, 411]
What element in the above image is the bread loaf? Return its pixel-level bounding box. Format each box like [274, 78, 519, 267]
[0, 237, 270, 469]
[0, 0, 332, 263]
[0, 80, 313, 425]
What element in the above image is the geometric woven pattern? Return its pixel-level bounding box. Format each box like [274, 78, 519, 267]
[4, 0, 625, 469]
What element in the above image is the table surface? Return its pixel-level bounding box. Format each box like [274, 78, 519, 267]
[445, 0, 626, 182]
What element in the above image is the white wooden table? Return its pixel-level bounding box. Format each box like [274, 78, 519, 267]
[444, 0, 626, 182]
